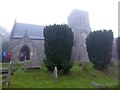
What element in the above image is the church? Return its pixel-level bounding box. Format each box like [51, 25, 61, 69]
[9, 9, 91, 65]
[9, 21, 45, 65]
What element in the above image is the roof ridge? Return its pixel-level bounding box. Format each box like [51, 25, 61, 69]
[16, 22, 45, 26]
[12, 22, 44, 39]
[10, 20, 17, 38]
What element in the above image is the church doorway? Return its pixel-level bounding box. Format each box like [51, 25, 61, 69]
[20, 45, 30, 61]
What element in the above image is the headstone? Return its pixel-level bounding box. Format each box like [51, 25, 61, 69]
[53, 67, 57, 82]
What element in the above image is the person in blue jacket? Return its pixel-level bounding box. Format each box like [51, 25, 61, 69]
[2, 52, 7, 62]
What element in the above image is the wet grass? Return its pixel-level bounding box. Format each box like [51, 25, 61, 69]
[1, 60, 118, 88]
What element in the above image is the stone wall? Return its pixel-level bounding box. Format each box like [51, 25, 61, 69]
[9, 38, 21, 51]
[31, 40, 45, 62]
[9, 33, 45, 67]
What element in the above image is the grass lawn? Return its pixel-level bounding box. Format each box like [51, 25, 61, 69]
[1, 60, 119, 88]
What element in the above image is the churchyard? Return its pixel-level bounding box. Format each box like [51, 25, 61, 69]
[1, 9, 119, 89]
[1, 24, 119, 89]
[1, 23, 119, 89]
[1, 60, 118, 88]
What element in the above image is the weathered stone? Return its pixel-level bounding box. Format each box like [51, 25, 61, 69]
[68, 9, 91, 61]
[53, 67, 57, 82]
[24, 60, 41, 70]
[111, 38, 118, 59]
[9, 23, 45, 68]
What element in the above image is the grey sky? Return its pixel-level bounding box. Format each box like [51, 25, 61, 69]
[0, 0, 119, 37]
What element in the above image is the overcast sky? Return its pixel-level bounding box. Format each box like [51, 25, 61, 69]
[0, 0, 119, 37]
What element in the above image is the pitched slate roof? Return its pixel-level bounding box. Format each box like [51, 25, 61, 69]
[11, 22, 44, 39]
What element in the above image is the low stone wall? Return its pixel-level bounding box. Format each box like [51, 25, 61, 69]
[24, 60, 41, 69]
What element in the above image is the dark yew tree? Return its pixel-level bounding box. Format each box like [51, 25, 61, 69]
[86, 30, 113, 70]
[116, 37, 120, 60]
[43, 24, 74, 74]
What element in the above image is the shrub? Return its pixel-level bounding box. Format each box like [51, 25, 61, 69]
[43, 24, 74, 74]
[116, 37, 120, 60]
[86, 30, 113, 70]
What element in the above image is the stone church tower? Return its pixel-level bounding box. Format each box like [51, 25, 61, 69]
[9, 20, 45, 66]
[68, 9, 91, 61]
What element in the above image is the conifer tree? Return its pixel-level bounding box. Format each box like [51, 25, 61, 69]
[43, 24, 74, 73]
[86, 30, 113, 70]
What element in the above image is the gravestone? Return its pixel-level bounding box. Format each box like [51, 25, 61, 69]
[53, 67, 57, 82]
